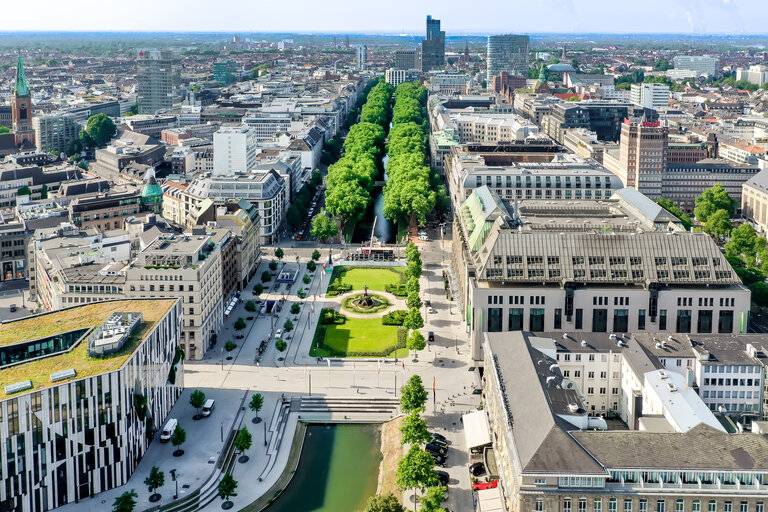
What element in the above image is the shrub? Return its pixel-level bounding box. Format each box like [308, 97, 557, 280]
[382, 310, 408, 326]
[326, 282, 353, 297]
[245, 300, 257, 312]
[225, 341, 237, 352]
[234, 318, 246, 330]
[303, 274, 311, 284]
[385, 283, 408, 297]
[307, 260, 317, 272]
[320, 308, 346, 325]
[283, 319, 294, 332]
[261, 271, 272, 283]
[269, 260, 278, 271]
[311, 250, 321, 261]
[297, 289, 308, 299]
[253, 283, 264, 295]
[291, 303, 301, 315]
[275, 338, 287, 351]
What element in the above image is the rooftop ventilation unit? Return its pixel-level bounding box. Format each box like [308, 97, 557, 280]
[581, 339, 587, 347]
[549, 363, 559, 372]
[5, 380, 32, 395]
[50, 369, 77, 382]
[659, 371, 668, 379]
[567, 403, 580, 413]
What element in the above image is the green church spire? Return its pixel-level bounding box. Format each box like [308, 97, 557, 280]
[15, 56, 30, 97]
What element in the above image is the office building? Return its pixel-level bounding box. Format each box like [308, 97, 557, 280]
[483, 330, 768, 512]
[630, 83, 671, 109]
[0, 208, 28, 282]
[661, 159, 759, 210]
[428, 73, 470, 95]
[541, 102, 656, 144]
[741, 170, 768, 235]
[673, 55, 719, 77]
[421, 15, 445, 71]
[0, 299, 183, 512]
[213, 60, 237, 85]
[136, 50, 174, 114]
[125, 230, 227, 360]
[213, 126, 258, 176]
[393, 48, 420, 70]
[32, 113, 80, 155]
[452, 186, 750, 360]
[486, 34, 529, 84]
[355, 44, 367, 70]
[385, 68, 408, 86]
[603, 118, 668, 198]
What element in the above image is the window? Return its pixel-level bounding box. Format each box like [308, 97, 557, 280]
[638, 309, 646, 330]
[676, 309, 692, 333]
[488, 308, 503, 332]
[708, 500, 717, 512]
[692, 501, 701, 512]
[676, 500, 684, 512]
[554, 308, 562, 329]
[613, 309, 628, 332]
[640, 501, 647, 512]
[723, 503, 732, 512]
[625, 501, 633, 512]
[595, 500, 603, 512]
[756, 503, 763, 512]
[580, 499, 588, 512]
[530, 308, 545, 331]
[610, 499, 617, 512]
[509, 308, 524, 331]
[740, 503, 747, 512]
[536, 499, 544, 512]
[564, 499, 572, 512]
[592, 309, 608, 332]
[575, 309, 583, 329]
[658, 501, 666, 512]
[659, 309, 667, 330]
[719, 310, 734, 333]
[698, 310, 713, 333]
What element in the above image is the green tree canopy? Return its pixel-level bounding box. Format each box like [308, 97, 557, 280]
[275, 247, 284, 260]
[406, 291, 422, 310]
[703, 209, 732, 241]
[144, 466, 164, 494]
[113, 490, 138, 512]
[218, 474, 238, 502]
[364, 493, 405, 512]
[233, 427, 253, 454]
[85, 113, 117, 147]
[694, 184, 736, 222]
[171, 425, 186, 449]
[400, 374, 428, 412]
[403, 308, 424, 331]
[396, 445, 438, 492]
[407, 331, 426, 352]
[190, 389, 206, 414]
[420, 486, 448, 512]
[310, 211, 339, 242]
[655, 197, 692, 230]
[400, 411, 431, 445]
[249, 393, 264, 415]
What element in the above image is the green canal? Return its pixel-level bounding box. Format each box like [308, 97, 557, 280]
[265, 424, 382, 512]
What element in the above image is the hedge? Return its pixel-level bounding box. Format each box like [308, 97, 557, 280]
[382, 309, 408, 326]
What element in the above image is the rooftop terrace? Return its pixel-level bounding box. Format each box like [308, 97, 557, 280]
[0, 299, 177, 399]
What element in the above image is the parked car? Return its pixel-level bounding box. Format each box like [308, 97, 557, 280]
[469, 462, 487, 477]
[429, 451, 447, 466]
[428, 331, 435, 342]
[160, 418, 177, 442]
[428, 306, 437, 314]
[430, 432, 449, 445]
[426, 441, 448, 455]
[418, 234, 429, 241]
[274, 329, 283, 339]
[201, 399, 216, 417]
[435, 469, 450, 485]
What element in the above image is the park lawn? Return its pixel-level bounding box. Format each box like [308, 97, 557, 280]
[310, 317, 408, 358]
[329, 266, 405, 292]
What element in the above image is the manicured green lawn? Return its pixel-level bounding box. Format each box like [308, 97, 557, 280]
[329, 266, 405, 293]
[310, 317, 408, 358]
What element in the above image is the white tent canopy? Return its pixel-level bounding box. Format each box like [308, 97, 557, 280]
[463, 410, 491, 449]
[476, 486, 504, 512]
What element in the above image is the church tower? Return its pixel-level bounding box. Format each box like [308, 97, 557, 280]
[11, 56, 35, 148]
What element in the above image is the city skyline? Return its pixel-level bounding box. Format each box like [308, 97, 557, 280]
[2, 0, 768, 35]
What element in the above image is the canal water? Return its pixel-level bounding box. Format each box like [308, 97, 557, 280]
[265, 424, 382, 512]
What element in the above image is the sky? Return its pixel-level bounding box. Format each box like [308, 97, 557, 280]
[1, 0, 767, 34]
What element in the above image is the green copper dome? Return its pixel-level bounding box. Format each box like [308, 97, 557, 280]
[141, 176, 163, 211]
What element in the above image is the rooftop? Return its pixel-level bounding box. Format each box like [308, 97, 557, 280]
[0, 299, 177, 399]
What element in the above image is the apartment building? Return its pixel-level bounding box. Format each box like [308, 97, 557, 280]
[451, 113, 539, 144]
[213, 126, 258, 175]
[67, 189, 142, 231]
[742, 170, 768, 234]
[0, 299, 182, 512]
[161, 181, 216, 229]
[214, 200, 261, 290]
[661, 159, 759, 210]
[630, 83, 671, 110]
[453, 186, 750, 360]
[125, 230, 226, 360]
[32, 113, 80, 154]
[483, 331, 768, 512]
[0, 208, 28, 282]
[136, 50, 174, 114]
[673, 55, 719, 77]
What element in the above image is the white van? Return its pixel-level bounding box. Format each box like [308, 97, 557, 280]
[160, 418, 177, 442]
[201, 399, 216, 417]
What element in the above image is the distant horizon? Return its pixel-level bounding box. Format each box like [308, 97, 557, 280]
[2, 0, 768, 36]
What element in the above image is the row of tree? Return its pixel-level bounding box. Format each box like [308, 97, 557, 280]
[324, 81, 393, 236]
[383, 83, 437, 229]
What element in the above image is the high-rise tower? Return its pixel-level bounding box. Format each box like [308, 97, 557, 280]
[136, 50, 174, 114]
[421, 15, 445, 71]
[486, 34, 529, 84]
[11, 56, 35, 148]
